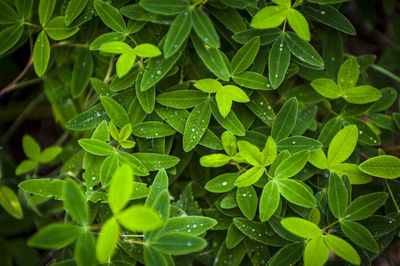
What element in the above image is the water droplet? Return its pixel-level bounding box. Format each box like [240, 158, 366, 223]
[156, 70, 162, 75]
[193, 224, 197, 228]
[359, 130, 363, 134]
[292, 141, 296, 144]
[321, 10, 326, 15]
[187, 241, 192, 246]
[222, 181, 227, 186]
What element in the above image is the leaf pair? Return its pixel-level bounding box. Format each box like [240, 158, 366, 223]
[281, 217, 361, 266]
[15, 135, 62, 175]
[310, 57, 382, 104]
[194, 79, 250, 118]
[109, 122, 136, 149]
[99, 41, 161, 78]
[251, 0, 311, 41]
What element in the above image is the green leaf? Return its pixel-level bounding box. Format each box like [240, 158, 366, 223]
[226, 224, 244, 249]
[71, 49, 93, 98]
[74, 231, 96, 266]
[45, 16, 80, 40]
[310, 78, 341, 99]
[232, 28, 282, 46]
[287, 9, 310, 41]
[65, 0, 88, 26]
[101, 96, 130, 128]
[343, 85, 382, 104]
[271, 97, 298, 141]
[216, 85, 250, 117]
[39, 0, 56, 26]
[140, 48, 183, 91]
[157, 90, 207, 109]
[221, 131, 236, 157]
[78, 138, 114, 156]
[143, 246, 169, 266]
[343, 192, 388, 221]
[15, 160, 37, 175]
[22, 135, 40, 161]
[99, 41, 132, 54]
[340, 220, 378, 252]
[280, 217, 321, 239]
[146, 169, 168, 207]
[276, 179, 316, 207]
[15, 0, 33, 19]
[63, 179, 88, 225]
[136, 84, 155, 113]
[192, 8, 220, 48]
[276, 136, 321, 155]
[94, 0, 126, 32]
[0, 2, 19, 24]
[139, 0, 189, 15]
[28, 223, 81, 249]
[39, 146, 62, 163]
[328, 172, 348, 219]
[0, 24, 24, 56]
[100, 153, 119, 187]
[275, 150, 310, 179]
[191, 34, 230, 81]
[267, 242, 304, 266]
[235, 166, 265, 187]
[327, 125, 358, 167]
[231, 37, 260, 74]
[236, 186, 258, 220]
[251, 6, 287, 29]
[232, 71, 272, 90]
[133, 153, 180, 171]
[269, 36, 291, 88]
[318, 117, 341, 148]
[359, 155, 400, 179]
[194, 78, 223, 93]
[337, 57, 359, 91]
[117, 151, 149, 176]
[96, 217, 120, 263]
[237, 141, 263, 166]
[0, 186, 23, 219]
[164, 216, 217, 235]
[150, 232, 207, 255]
[108, 164, 133, 214]
[116, 52, 136, 78]
[118, 205, 163, 232]
[330, 163, 372, 185]
[285, 32, 323, 66]
[302, 5, 356, 35]
[304, 237, 329, 266]
[259, 181, 280, 222]
[18, 178, 64, 199]
[205, 173, 238, 193]
[200, 154, 231, 167]
[132, 121, 176, 138]
[164, 10, 192, 58]
[133, 43, 162, 57]
[323, 234, 360, 265]
[90, 32, 126, 51]
[183, 100, 211, 152]
[33, 31, 50, 77]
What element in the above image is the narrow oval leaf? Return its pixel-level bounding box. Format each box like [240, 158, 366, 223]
[132, 121, 176, 138]
[323, 234, 360, 265]
[71, 49, 93, 98]
[65, 0, 89, 26]
[276, 136, 322, 153]
[108, 164, 134, 214]
[0, 24, 24, 56]
[343, 192, 388, 221]
[78, 139, 114, 156]
[275, 150, 310, 179]
[259, 181, 280, 222]
[205, 173, 239, 193]
[150, 232, 207, 255]
[231, 37, 260, 75]
[284, 32, 324, 67]
[94, 0, 126, 32]
[39, 0, 56, 26]
[96, 217, 120, 263]
[33, 31, 50, 77]
[328, 172, 348, 218]
[164, 216, 217, 235]
[327, 125, 358, 167]
[139, 0, 189, 15]
[269, 36, 291, 89]
[277, 179, 316, 208]
[183, 100, 211, 152]
[340, 220, 379, 252]
[74, 231, 96, 266]
[236, 186, 258, 220]
[101, 96, 130, 128]
[117, 205, 163, 232]
[359, 155, 400, 179]
[28, 223, 81, 249]
[281, 217, 321, 239]
[63, 179, 88, 225]
[164, 10, 192, 58]
[156, 90, 207, 109]
[0, 186, 23, 219]
[192, 8, 220, 48]
[271, 97, 298, 141]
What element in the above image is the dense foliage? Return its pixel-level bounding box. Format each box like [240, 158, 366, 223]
[1, 0, 400, 265]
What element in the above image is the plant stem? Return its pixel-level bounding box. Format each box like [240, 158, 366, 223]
[322, 220, 340, 232]
[370, 64, 400, 84]
[385, 179, 400, 213]
[23, 22, 42, 29]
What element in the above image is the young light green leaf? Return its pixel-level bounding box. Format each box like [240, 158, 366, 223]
[343, 192, 388, 221]
[235, 166, 265, 187]
[101, 96, 130, 128]
[340, 220, 378, 252]
[271, 97, 298, 141]
[337, 57, 359, 91]
[330, 163, 372, 185]
[116, 52, 136, 78]
[194, 78, 223, 93]
[94, 0, 126, 32]
[39, 0, 56, 26]
[22, 135, 40, 161]
[304, 237, 329, 266]
[0, 186, 23, 219]
[310, 78, 341, 99]
[343, 85, 382, 104]
[39, 146, 62, 163]
[200, 154, 231, 167]
[28, 223, 81, 249]
[231, 37, 260, 74]
[78, 139, 114, 156]
[108, 164, 133, 214]
[150, 232, 207, 255]
[323, 234, 360, 265]
[328, 172, 348, 218]
[221, 131, 236, 157]
[277, 179, 316, 208]
[192, 8, 220, 47]
[275, 150, 310, 179]
[327, 125, 358, 167]
[96, 217, 120, 263]
[118, 205, 163, 232]
[237, 141, 263, 166]
[269, 36, 291, 88]
[74, 231, 96, 266]
[65, 0, 89, 26]
[216, 85, 250, 117]
[236, 186, 258, 220]
[287, 9, 310, 41]
[281, 217, 321, 239]
[99, 41, 132, 54]
[33, 31, 50, 77]
[63, 179, 88, 225]
[251, 6, 287, 29]
[261, 136, 277, 166]
[164, 10, 192, 58]
[359, 155, 400, 179]
[133, 43, 162, 57]
[259, 181, 280, 222]
[183, 100, 211, 152]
